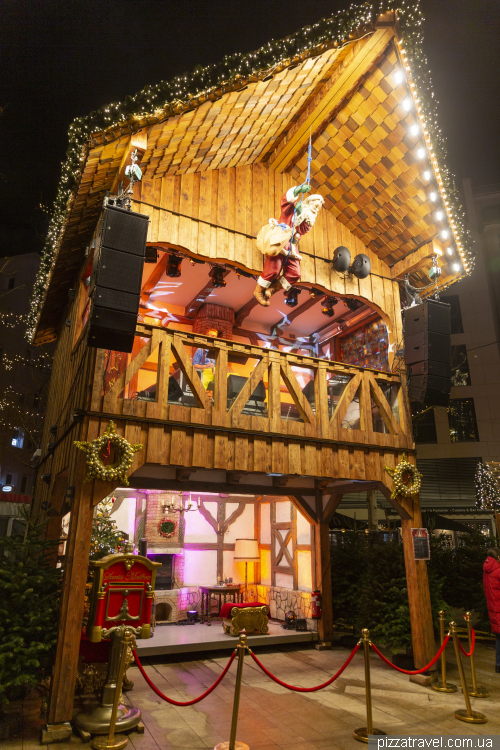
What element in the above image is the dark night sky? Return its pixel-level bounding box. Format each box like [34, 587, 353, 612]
[0, 0, 499, 257]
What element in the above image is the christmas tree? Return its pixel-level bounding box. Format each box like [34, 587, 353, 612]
[475, 462, 500, 510]
[89, 496, 126, 561]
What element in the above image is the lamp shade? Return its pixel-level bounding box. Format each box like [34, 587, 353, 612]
[234, 538, 259, 561]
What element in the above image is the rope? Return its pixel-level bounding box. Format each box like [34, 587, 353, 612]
[132, 648, 236, 706]
[248, 641, 360, 692]
[370, 635, 450, 675]
[457, 628, 475, 658]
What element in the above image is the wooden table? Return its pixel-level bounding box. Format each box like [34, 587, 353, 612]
[199, 585, 244, 625]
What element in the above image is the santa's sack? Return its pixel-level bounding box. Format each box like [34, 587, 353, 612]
[256, 222, 293, 257]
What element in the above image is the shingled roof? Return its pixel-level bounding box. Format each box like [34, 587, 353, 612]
[29, 1, 473, 344]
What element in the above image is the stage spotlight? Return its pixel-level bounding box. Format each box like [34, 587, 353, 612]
[309, 287, 322, 298]
[167, 254, 182, 277]
[344, 298, 363, 312]
[212, 266, 226, 288]
[284, 287, 301, 307]
[332, 246, 351, 272]
[145, 247, 158, 264]
[350, 253, 371, 279]
[322, 296, 338, 317]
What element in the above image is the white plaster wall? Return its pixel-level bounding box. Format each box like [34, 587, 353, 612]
[184, 549, 217, 586]
[184, 505, 217, 543]
[224, 503, 254, 542]
[260, 503, 271, 543]
[297, 550, 312, 592]
[275, 571, 293, 589]
[276, 500, 291, 522]
[296, 509, 311, 545]
[111, 497, 137, 541]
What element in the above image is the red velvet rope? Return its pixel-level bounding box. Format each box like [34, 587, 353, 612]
[132, 648, 236, 706]
[249, 642, 360, 692]
[457, 628, 475, 658]
[370, 635, 450, 674]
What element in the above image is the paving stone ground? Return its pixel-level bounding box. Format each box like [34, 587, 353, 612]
[5, 640, 500, 750]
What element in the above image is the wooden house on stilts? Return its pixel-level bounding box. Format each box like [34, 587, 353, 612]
[29, 4, 473, 739]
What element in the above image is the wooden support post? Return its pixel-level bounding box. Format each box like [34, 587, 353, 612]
[400, 493, 436, 670]
[367, 490, 378, 530]
[45, 471, 95, 730]
[314, 521, 334, 647]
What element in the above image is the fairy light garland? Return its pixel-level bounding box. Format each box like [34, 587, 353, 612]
[27, 0, 474, 340]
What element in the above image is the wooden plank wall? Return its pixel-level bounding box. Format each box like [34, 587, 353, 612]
[132, 163, 403, 347]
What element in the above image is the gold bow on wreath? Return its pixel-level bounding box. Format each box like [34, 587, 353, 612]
[385, 453, 422, 500]
[74, 420, 142, 486]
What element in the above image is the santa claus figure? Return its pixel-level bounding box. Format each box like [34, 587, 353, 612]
[254, 185, 325, 306]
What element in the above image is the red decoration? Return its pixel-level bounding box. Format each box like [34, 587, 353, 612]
[158, 518, 177, 538]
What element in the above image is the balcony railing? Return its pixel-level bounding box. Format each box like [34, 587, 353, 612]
[94, 324, 412, 450]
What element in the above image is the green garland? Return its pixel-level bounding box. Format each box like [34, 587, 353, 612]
[27, 0, 474, 340]
[158, 519, 177, 538]
[74, 420, 142, 486]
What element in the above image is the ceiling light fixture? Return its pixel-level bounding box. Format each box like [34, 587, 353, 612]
[284, 288, 301, 307]
[409, 124, 420, 136]
[429, 192, 437, 202]
[167, 254, 182, 278]
[417, 148, 426, 159]
[321, 296, 338, 317]
[402, 97, 411, 111]
[394, 69, 404, 85]
[211, 266, 226, 288]
[446, 247, 454, 256]
[441, 230, 449, 240]
[435, 211, 444, 221]
[423, 170, 431, 181]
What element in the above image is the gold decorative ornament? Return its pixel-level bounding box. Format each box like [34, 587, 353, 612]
[222, 605, 270, 637]
[385, 453, 422, 500]
[75, 421, 142, 486]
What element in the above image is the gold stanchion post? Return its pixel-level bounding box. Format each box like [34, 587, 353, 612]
[464, 612, 489, 698]
[449, 621, 487, 725]
[215, 634, 249, 750]
[353, 629, 387, 743]
[431, 611, 457, 693]
[91, 627, 136, 750]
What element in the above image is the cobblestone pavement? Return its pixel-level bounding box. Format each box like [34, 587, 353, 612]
[6, 639, 500, 750]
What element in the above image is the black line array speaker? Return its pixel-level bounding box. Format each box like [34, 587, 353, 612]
[88, 204, 148, 353]
[403, 300, 451, 406]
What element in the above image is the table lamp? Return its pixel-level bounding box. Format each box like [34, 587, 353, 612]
[234, 538, 260, 602]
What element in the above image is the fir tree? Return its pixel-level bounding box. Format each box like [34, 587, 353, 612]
[475, 462, 500, 510]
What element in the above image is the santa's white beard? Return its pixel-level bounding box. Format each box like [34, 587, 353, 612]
[298, 204, 321, 228]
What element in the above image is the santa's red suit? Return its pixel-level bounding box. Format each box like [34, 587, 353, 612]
[257, 187, 312, 292]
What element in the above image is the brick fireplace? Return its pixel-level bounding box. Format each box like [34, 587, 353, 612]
[193, 303, 234, 340]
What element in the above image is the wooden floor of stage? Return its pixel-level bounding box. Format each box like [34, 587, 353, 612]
[136, 620, 318, 656]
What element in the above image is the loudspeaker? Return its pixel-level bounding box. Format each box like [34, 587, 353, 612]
[97, 205, 149, 255]
[88, 327, 135, 352]
[88, 204, 148, 353]
[90, 247, 144, 296]
[409, 360, 451, 379]
[403, 299, 451, 337]
[404, 331, 451, 365]
[408, 375, 450, 406]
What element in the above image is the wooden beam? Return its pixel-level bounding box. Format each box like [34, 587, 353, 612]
[285, 294, 321, 323]
[269, 28, 395, 173]
[128, 477, 316, 497]
[291, 493, 318, 524]
[390, 240, 438, 279]
[235, 297, 259, 327]
[185, 269, 230, 318]
[322, 494, 343, 524]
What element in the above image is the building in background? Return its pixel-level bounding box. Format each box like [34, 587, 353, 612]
[337, 180, 500, 542]
[0, 252, 51, 538]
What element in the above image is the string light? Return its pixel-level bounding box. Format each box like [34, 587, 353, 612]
[26, 1, 475, 341]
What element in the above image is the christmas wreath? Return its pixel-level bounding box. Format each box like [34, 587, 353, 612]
[74, 420, 142, 486]
[385, 453, 422, 500]
[158, 519, 177, 538]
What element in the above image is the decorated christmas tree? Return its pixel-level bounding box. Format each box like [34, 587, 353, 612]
[475, 462, 500, 510]
[89, 496, 126, 561]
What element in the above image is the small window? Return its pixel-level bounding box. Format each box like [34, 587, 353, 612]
[444, 295, 464, 334]
[20, 475, 28, 494]
[7, 277, 15, 290]
[483, 204, 500, 224]
[11, 427, 24, 449]
[411, 404, 437, 443]
[451, 345, 471, 386]
[448, 398, 479, 442]
[5, 474, 12, 485]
